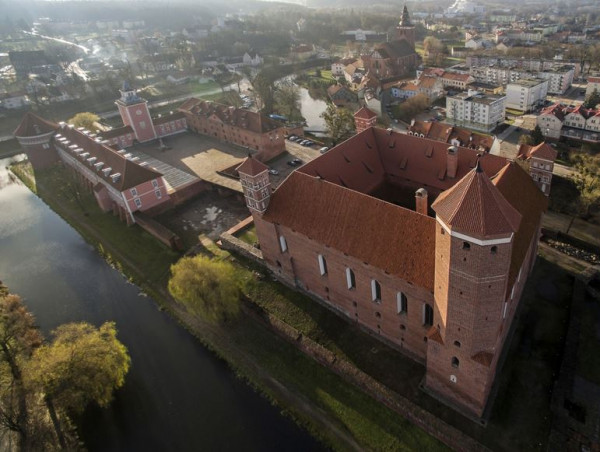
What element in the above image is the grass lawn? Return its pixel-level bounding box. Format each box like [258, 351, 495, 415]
[233, 250, 574, 452]
[234, 225, 258, 245]
[305, 69, 336, 81]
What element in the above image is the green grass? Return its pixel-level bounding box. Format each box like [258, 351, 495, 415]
[234, 225, 257, 245]
[506, 108, 525, 116]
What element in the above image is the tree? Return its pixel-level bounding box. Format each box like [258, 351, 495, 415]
[0, 292, 43, 450]
[570, 153, 600, 218]
[584, 88, 600, 109]
[168, 256, 241, 324]
[397, 94, 431, 123]
[68, 112, 100, 133]
[518, 134, 533, 146]
[28, 322, 130, 414]
[251, 71, 276, 113]
[531, 125, 544, 145]
[320, 103, 355, 145]
[423, 36, 447, 66]
[274, 82, 303, 122]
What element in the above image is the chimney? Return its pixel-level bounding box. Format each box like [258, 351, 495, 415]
[447, 145, 458, 179]
[415, 188, 428, 216]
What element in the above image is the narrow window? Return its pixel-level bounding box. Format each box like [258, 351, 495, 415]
[318, 254, 327, 276]
[152, 179, 159, 188]
[462, 242, 471, 250]
[346, 268, 356, 289]
[491, 246, 497, 254]
[371, 280, 381, 303]
[130, 187, 138, 196]
[155, 189, 162, 199]
[454, 340, 461, 348]
[423, 304, 433, 326]
[134, 198, 142, 208]
[397, 292, 407, 314]
[452, 357, 460, 368]
[279, 236, 287, 253]
[503, 301, 508, 319]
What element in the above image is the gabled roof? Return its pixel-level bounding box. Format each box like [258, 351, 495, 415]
[354, 106, 377, 120]
[517, 142, 558, 161]
[432, 161, 522, 239]
[178, 98, 282, 134]
[374, 40, 417, 59]
[236, 156, 268, 177]
[56, 124, 162, 191]
[263, 171, 436, 290]
[13, 112, 59, 137]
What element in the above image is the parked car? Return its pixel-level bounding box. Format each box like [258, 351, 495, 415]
[269, 169, 279, 175]
[287, 135, 298, 141]
[287, 158, 303, 166]
[302, 140, 314, 147]
[319, 146, 329, 154]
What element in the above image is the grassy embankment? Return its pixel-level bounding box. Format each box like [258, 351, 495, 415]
[11, 161, 447, 451]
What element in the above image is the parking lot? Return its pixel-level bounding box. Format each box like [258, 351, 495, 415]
[264, 136, 323, 187]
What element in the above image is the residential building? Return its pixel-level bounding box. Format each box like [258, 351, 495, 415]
[517, 142, 558, 196]
[327, 85, 358, 107]
[446, 91, 506, 132]
[586, 76, 600, 98]
[353, 107, 377, 133]
[243, 51, 263, 67]
[505, 79, 548, 113]
[179, 98, 286, 162]
[469, 64, 573, 95]
[237, 126, 547, 418]
[408, 120, 499, 154]
[537, 103, 600, 143]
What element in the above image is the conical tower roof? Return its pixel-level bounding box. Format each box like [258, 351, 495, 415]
[432, 160, 521, 239]
[13, 112, 58, 138]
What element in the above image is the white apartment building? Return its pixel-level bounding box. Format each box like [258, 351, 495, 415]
[469, 65, 574, 94]
[586, 76, 600, 98]
[506, 79, 548, 113]
[446, 90, 506, 132]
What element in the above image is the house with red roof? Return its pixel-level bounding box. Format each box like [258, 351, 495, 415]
[517, 142, 558, 196]
[537, 103, 600, 143]
[238, 127, 548, 418]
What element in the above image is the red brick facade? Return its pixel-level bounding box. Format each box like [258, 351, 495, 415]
[239, 128, 548, 418]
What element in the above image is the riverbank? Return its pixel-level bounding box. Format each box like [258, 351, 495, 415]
[10, 161, 446, 451]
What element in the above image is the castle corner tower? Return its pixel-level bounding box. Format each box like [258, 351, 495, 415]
[426, 160, 522, 417]
[236, 156, 271, 214]
[13, 112, 59, 170]
[115, 81, 157, 143]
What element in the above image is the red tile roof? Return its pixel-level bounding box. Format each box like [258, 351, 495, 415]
[517, 142, 558, 162]
[432, 161, 521, 239]
[354, 106, 377, 120]
[56, 124, 162, 191]
[178, 98, 282, 134]
[13, 112, 58, 137]
[491, 161, 548, 289]
[263, 171, 437, 290]
[152, 111, 186, 125]
[236, 156, 268, 177]
[100, 125, 133, 139]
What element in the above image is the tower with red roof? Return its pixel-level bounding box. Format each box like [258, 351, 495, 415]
[115, 81, 157, 143]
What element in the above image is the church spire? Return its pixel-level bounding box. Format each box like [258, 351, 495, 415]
[400, 5, 411, 27]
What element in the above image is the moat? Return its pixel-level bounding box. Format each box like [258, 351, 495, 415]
[0, 156, 323, 451]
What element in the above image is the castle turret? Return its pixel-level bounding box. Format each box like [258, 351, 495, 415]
[13, 112, 59, 169]
[115, 81, 157, 143]
[426, 160, 522, 417]
[395, 5, 416, 47]
[236, 156, 271, 214]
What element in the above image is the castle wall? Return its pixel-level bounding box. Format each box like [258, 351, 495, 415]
[254, 214, 434, 361]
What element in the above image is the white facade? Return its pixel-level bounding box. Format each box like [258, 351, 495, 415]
[586, 77, 600, 98]
[470, 65, 574, 95]
[505, 79, 548, 112]
[446, 91, 506, 132]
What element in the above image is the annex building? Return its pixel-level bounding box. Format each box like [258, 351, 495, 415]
[237, 127, 549, 418]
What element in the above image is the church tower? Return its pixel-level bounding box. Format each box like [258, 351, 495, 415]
[395, 5, 416, 48]
[425, 161, 522, 417]
[115, 81, 157, 143]
[236, 156, 271, 214]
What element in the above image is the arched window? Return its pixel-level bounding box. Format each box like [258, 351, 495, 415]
[279, 236, 287, 253]
[462, 242, 471, 250]
[423, 304, 433, 326]
[371, 280, 382, 303]
[397, 292, 407, 314]
[452, 357, 460, 368]
[454, 340, 461, 348]
[317, 254, 327, 276]
[346, 268, 356, 289]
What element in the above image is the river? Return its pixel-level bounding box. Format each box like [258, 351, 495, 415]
[298, 87, 328, 133]
[0, 156, 324, 451]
